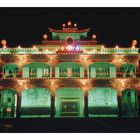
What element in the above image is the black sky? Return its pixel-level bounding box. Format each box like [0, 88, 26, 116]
[0, 8, 140, 47]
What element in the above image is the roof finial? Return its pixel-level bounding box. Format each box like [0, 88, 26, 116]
[1, 39, 7, 48]
[68, 20, 71, 26]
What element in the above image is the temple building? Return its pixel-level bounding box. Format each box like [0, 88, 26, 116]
[0, 21, 140, 118]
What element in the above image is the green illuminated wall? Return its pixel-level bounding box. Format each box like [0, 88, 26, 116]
[0, 89, 17, 118]
[55, 88, 84, 117]
[88, 62, 116, 78]
[2, 63, 19, 78]
[21, 88, 51, 118]
[52, 32, 88, 40]
[55, 62, 84, 78]
[120, 63, 136, 78]
[88, 88, 118, 117]
[122, 89, 138, 117]
[23, 62, 52, 78]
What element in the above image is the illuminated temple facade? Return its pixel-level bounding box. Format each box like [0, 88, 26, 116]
[0, 21, 140, 118]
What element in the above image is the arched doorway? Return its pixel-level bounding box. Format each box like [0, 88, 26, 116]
[21, 88, 51, 118]
[2, 63, 19, 78]
[0, 89, 17, 118]
[55, 88, 84, 117]
[55, 62, 84, 78]
[88, 62, 116, 78]
[88, 87, 118, 117]
[122, 89, 138, 117]
[22, 62, 52, 78]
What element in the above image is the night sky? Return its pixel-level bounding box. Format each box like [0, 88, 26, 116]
[0, 8, 140, 47]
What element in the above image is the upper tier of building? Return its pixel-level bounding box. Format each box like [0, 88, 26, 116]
[0, 21, 139, 55]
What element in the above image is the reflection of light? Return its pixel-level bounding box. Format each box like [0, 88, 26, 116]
[51, 81, 54, 85]
[119, 58, 122, 61]
[50, 57, 53, 60]
[67, 45, 73, 51]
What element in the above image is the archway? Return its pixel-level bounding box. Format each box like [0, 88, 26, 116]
[88, 87, 118, 117]
[55, 62, 84, 78]
[55, 88, 84, 117]
[88, 62, 116, 78]
[21, 88, 51, 118]
[2, 63, 18, 78]
[22, 62, 52, 78]
[122, 89, 138, 117]
[0, 89, 17, 118]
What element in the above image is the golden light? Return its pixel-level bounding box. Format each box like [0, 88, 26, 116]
[1, 40, 7, 48]
[132, 39, 137, 46]
[74, 23, 77, 27]
[83, 82, 86, 85]
[1, 40, 6, 45]
[119, 58, 122, 61]
[51, 81, 54, 85]
[132, 45, 135, 48]
[92, 34, 96, 39]
[50, 57, 53, 60]
[61, 46, 64, 51]
[101, 45, 104, 49]
[115, 45, 119, 49]
[33, 45, 36, 49]
[17, 45, 21, 49]
[19, 82, 23, 86]
[43, 34, 48, 39]
[68, 21, 71, 26]
[84, 57, 87, 60]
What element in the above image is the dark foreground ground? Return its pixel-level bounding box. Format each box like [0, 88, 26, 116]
[0, 118, 140, 133]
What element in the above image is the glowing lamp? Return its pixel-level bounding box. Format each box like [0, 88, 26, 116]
[1, 40, 6, 45]
[115, 45, 119, 49]
[74, 23, 77, 27]
[62, 23, 66, 27]
[1, 39, 7, 48]
[75, 46, 80, 51]
[83, 82, 86, 85]
[33, 45, 36, 49]
[61, 46, 64, 51]
[132, 40, 137, 46]
[43, 34, 48, 39]
[101, 45, 104, 49]
[67, 45, 73, 51]
[92, 34, 96, 39]
[18, 45, 21, 49]
[68, 21, 71, 26]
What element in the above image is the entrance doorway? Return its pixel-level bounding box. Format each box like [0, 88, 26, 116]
[55, 88, 84, 117]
